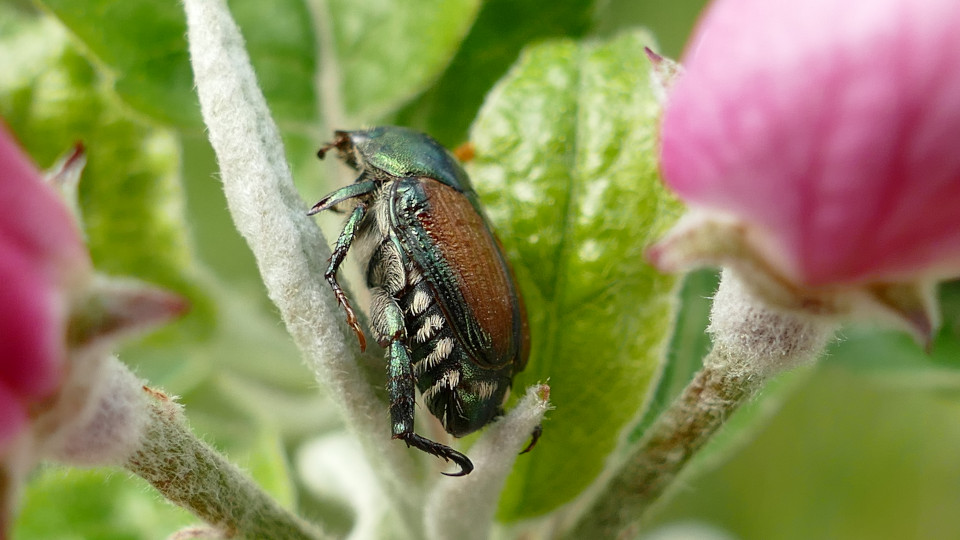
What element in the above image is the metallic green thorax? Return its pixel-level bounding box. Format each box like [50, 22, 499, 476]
[339, 126, 473, 190]
[309, 127, 533, 476]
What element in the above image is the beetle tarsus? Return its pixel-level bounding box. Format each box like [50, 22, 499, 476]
[520, 424, 543, 455]
[398, 432, 474, 476]
[334, 288, 367, 352]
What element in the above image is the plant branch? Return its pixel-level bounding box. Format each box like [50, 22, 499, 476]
[424, 384, 551, 540]
[181, 0, 426, 533]
[566, 270, 837, 537]
[126, 390, 325, 539]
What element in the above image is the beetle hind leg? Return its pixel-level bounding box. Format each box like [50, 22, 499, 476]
[397, 432, 474, 477]
[384, 321, 474, 476]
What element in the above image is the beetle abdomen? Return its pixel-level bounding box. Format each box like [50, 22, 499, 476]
[391, 178, 527, 369]
[404, 288, 512, 437]
[362, 181, 518, 437]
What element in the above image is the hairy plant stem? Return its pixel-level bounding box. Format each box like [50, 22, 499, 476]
[566, 270, 837, 538]
[568, 358, 762, 539]
[182, 0, 426, 535]
[125, 392, 325, 540]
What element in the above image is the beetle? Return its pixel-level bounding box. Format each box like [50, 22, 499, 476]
[308, 126, 533, 476]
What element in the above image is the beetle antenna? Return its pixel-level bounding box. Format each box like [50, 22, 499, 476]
[317, 141, 337, 160]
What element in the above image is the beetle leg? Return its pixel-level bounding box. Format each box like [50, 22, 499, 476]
[307, 180, 377, 216]
[520, 424, 543, 455]
[400, 432, 474, 477]
[385, 328, 474, 476]
[386, 340, 417, 438]
[325, 202, 369, 352]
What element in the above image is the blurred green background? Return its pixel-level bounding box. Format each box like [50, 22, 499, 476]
[6, 0, 960, 538]
[646, 272, 960, 540]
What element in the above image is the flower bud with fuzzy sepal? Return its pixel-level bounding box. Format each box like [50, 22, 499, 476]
[0, 124, 187, 531]
[649, 0, 960, 346]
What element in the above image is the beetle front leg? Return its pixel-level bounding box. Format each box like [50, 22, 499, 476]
[326, 202, 368, 351]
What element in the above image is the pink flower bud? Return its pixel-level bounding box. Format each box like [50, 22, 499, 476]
[0, 123, 188, 534]
[658, 0, 960, 287]
[0, 124, 92, 454]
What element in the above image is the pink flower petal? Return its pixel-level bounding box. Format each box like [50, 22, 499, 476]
[0, 384, 26, 452]
[0, 125, 89, 288]
[0, 123, 92, 453]
[0, 251, 64, 400]
[660, 0, 960, 286]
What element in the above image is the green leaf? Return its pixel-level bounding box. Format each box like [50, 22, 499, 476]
[227, 0, 319, 125]
[592, 0, 710, 58]
[394, 0, 593, 146]
[35, 0, 199, 128]
[631, 269, 718, 441]
[466, 30, 682, 519]
[0, 8, 215, 342]
[15, 467, 194, 540]
[37, 0, 317, 129]
[327, 0, 481, 121]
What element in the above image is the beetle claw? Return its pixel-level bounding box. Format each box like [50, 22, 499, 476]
[399, 432, 474, 476]
[519, 424, 543, 455]
[441, 454, 474, 477]
[349, 321, 367, 352]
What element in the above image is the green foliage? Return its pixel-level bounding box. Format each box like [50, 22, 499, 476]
[467, 31, 681, 518]
[648, 363, 960, 540]
[37, 0, 200, 128]
[15, 467, 194, 540]
[327, 0, 481, 120]
[631, 269, 718, 439]
[0, 5, 214, 342]
[7, 0, 960, 538]
[39, 0, 319, 129]
[395, 0, 593, 146]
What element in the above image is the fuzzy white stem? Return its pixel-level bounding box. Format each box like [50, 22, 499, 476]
[424, 385, 550, 540]
[181, 0, 427, 532]
[708, 269, 837, 378]
[41, 356, 149, 465]
[126, 390, 325, 539]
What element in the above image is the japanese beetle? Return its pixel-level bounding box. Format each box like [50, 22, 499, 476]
[309, 126, 532, 476]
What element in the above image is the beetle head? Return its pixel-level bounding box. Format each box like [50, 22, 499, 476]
[324, 127, 474, 192]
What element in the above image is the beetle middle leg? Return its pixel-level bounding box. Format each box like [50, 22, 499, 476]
[325, 202, 369, 352]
